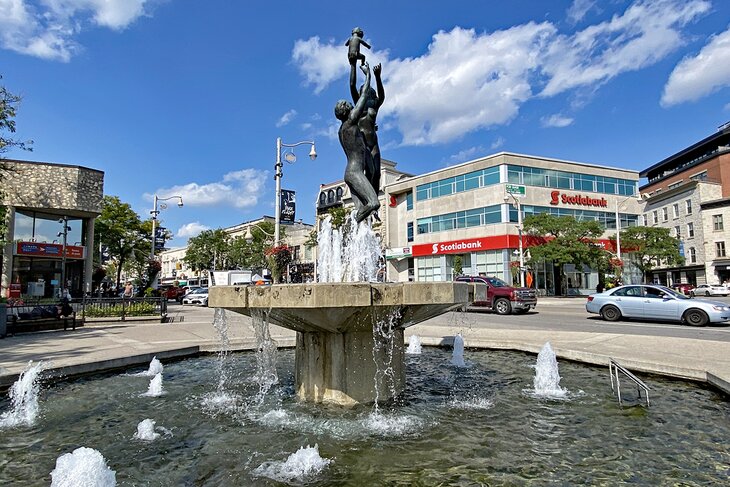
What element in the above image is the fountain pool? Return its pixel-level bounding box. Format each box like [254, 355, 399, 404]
[1, 348, 729, 485]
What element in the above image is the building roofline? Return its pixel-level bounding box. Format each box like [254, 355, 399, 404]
[639, 124, 730, 178]
[1, 157, 105, 175]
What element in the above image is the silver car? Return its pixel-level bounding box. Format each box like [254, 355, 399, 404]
[182, 287, 209, 306]
[586, 284, 730, 326]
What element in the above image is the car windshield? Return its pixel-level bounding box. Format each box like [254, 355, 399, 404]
[189, 287, 206, 294]
[484, 277, 508, 287]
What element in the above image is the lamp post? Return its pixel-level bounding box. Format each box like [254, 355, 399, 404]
[57, 216, 71, 298]
[150, 195, 184, 259]
[504, 193, 525, 287]
[274, 137, 317, 246]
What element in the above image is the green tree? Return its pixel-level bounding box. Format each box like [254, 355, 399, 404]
[184, 229, 230, 272]
[523, 213, 606, 292]
[228, 221, 279, 271]
[1, 76, 33, 250]
[94, 196, 148, 288]
[617, 226, 684, 282]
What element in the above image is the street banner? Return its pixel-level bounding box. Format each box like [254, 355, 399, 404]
[280, 189, 296, 223]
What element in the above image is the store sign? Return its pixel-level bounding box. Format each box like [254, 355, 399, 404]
[506, 184, 526, 196]
[16, 241, 85, 259]
[412, 236, 518, 257]
[385, 247, 412, 260]
[549, 191, 608, 208]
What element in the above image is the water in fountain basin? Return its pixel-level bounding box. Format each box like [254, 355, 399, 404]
[50, 447, 116, 487]
[532, 342, 568, 398]
[133, 419, 160, 441]
[252, 444, 332, 483]
[451, 334, 466, 367]
[142, 357, 163, 376]
[406, 335, 422, 354]
[250, 309, 279, 401]
[0, 360, 45, 429]
[372, 309, 401, 410]
[203, 308, 239, 413]
[142, 373, 164, 397]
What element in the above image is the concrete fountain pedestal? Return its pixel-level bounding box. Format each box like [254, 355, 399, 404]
[209, 282, 471, 406]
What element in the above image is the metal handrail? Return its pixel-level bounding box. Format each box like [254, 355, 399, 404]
[609, 358, 650, 407]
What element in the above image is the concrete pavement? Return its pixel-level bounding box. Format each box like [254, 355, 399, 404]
[1, 298, 729, 396]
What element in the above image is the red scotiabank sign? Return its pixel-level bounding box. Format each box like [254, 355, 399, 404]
[550, 190, 608, 208]
[16, 242, 85, 259]
[412, 235, 523, 257]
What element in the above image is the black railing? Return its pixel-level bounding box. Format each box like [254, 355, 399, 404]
[81, 297, 167, 322]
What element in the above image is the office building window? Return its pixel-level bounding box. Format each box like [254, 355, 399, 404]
[662, 208, 668, 221]
[713, 215, 724, 231]
[406, 191, 413, 211]
[716, 241, 726, 258]
[689, 247, 696, 263]
[687, 222, 694, 238]
[672, 203, 679, 218]
[407, 222, 413, 243]
[685, 199, 692, 215]
[652, 211, 658, 224]
[417, 255, 442, 282]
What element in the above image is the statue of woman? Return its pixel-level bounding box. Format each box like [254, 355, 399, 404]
[350, 62, 385, 195]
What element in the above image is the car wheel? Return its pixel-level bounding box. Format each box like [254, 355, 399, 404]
[600, 305, 622, 322]
[690, 291, 695, 297]
[493, 298, 512, 315]
[705, 291, 711, 297]
[684, 309, 709, 326]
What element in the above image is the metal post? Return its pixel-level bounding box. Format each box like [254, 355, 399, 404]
[60, 216, 68, 298]
[150, 195, 158, 259]
[274, 137, 283, 247]
[615, 200, 621, 260]
[517, 197, 525, 287]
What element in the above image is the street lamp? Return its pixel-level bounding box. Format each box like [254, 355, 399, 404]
[274, 137, 316, 246]
[504, 193, 525, 287]
[244, 224, 275, 242]
[150, 195, 184, 259]
[614, 194, 645, 261]
[57, 216, 72, 298]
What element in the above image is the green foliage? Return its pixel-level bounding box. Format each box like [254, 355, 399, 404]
[228, 221, 278, 270]
[452, 255, 463, 276]
[94, 195, 148, 288]
[184, 229, 230, 271]
[618, 226, 684, 280]
[327, 207, 350, 229]
[84, 301, 157, 317]
[523, 213, 606, 270]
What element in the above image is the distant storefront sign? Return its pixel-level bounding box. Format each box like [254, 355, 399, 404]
[385, 247, 412, 260]
[280, 189, 296, 223]
[16, 242, 85, 259]
[506, 184, 526, 196]
[549, 191, 608, 208]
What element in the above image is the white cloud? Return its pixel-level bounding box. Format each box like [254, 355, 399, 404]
[146, 169, 268, 209]
[491, 136, 505, 149]
[176, 222, 210, 238]
[541, 0, 711, 97]
[541, 114, 574, 127]
[661, 25, 730, 106]
[448, 146, 486, 164]
[276, 109, 297, 127]
[725, 102, 730, 112]
[566, 0, 597, 24]
[293, 1, 710, 146]
[0, 0, 151, 61]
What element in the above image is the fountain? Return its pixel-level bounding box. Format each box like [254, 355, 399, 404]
[406, 334, 422, 354]
[532, 342, 568, 398]
[451, 333, 466, 367]
[0, 360, 45, 428]
[50, 447, 117, 487]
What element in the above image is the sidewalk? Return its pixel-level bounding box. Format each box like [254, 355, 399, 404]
[1, 307, 729, 396]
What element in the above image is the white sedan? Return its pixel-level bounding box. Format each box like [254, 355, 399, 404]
[690, 284, 730, 297]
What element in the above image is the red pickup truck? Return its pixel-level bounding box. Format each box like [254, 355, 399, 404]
[159, 285, 186, 302]
[456, 275, 538, 315]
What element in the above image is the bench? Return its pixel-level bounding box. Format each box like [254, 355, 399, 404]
[5, 304, 79, 335]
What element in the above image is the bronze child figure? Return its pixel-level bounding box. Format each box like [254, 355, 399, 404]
[345, 27, 371, 66]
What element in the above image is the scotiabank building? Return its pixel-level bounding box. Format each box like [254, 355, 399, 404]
[383, 152, 642, 296]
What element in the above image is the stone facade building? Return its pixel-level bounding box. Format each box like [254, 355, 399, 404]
[1, 159, 104, 299]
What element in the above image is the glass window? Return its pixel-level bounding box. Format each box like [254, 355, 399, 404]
[716, 241, 726, 258]
[613, 286, 642, 297]
[674, 226, 680, 238]
[662, 208, 668, 221]
[652, 211, 658, 224]
[406, 192, 413, 211]
[407, 222, 413, 243]
[687, 222, 694, 238]
[713, 215, 724, 231]
[686, 199, 692, 215]
[672, 203, 679, 218]
[689, 247, 696, 263]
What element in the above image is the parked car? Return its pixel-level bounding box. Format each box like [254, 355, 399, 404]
[455, 275, 537, 315]
[586, 284, 730, 326]
[182, 287, 209, 306]
[158, 285, 186, 302]
[670, 283, 695, 295]
[690, 284, 730, 297]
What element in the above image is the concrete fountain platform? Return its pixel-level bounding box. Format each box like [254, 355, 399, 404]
[209, 281, 473, 406]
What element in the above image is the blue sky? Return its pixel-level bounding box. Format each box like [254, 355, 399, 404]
[2, 0, 729, 248]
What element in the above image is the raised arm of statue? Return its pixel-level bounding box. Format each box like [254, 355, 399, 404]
[349, 63, 371, 123]
[350, 63, 360, 103]
[374, 63, 384, 108]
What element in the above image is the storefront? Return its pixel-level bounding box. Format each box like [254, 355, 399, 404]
[384, 152, 641, 295]
[1, 159, 104, 300]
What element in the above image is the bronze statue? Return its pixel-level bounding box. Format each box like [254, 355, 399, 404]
[345, 27, 371, 66]
[350, 62, 385, 198]
[335, 62, 380, 223]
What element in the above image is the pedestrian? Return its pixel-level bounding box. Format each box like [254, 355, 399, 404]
[123, 281, 134, 298]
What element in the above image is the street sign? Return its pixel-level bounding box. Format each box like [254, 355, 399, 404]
[506, 184, 526, 196]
